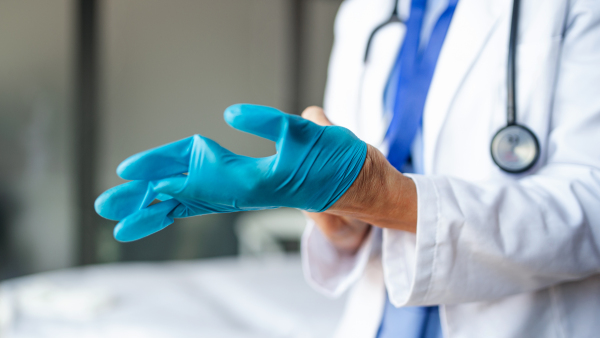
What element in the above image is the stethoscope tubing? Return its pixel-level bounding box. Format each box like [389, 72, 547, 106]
[363, 0, 402, 63]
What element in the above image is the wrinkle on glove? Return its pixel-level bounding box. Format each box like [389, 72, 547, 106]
[95, 104, 367, 242]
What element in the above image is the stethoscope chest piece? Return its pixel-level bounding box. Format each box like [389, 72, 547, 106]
[491, 124, 539, 173]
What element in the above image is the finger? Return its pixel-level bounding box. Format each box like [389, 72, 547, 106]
[224, 104, 307, 142]
[301, 106, 333, 126]
[117, 136, 196, 180]
[151, 176, 188, 196]
[113, 199, 180, 242]
[303, 211, 343, 228]
[95, 181, 158, 221]
[156, 193, 174, 201]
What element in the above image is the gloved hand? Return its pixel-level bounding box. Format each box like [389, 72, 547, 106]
[95, 104, 367, 242]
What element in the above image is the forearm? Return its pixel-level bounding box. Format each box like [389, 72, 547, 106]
[329, 144, 418, 233]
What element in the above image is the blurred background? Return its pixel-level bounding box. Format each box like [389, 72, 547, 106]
[0, 0, 343, 279]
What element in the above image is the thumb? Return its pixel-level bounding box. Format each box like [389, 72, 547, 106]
[301, 106, 333, 126]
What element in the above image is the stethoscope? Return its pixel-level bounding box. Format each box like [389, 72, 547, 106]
[364, 0, 540, 174]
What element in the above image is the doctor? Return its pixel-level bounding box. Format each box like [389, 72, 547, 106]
[301, 0, 600, 337]
[94, 0, 600, 336]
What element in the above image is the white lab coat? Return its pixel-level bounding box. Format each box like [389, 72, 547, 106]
[301, 0, 600, 337]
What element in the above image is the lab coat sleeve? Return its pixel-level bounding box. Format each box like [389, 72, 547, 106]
[385, 0, 600, 307]
[301, 219, 377, 297]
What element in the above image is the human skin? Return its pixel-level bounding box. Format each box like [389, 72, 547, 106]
[301, 106, 418, 254]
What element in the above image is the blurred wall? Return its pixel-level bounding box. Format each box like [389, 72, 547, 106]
[0, 0, 75, 276]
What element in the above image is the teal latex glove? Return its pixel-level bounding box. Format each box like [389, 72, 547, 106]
[95, 104, 367, 242]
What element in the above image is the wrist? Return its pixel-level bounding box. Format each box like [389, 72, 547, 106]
[330, 145, 417, 233]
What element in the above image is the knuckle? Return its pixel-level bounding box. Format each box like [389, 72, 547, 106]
[301, 106, 323, 120]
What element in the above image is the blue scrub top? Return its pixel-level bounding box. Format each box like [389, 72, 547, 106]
[378, 302, 443, 338]
[377, 0, 457, 337]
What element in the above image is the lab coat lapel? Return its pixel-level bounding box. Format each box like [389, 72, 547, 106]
[357, 23, 405, 149]
[423, 0, 506, 174]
